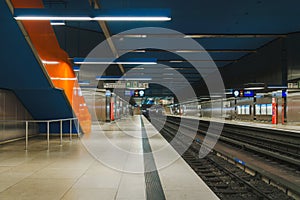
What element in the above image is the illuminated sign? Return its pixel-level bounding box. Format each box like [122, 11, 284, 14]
[233, 90, 240, 97]
[243, 90, 254, 97]
[105, 90, 111, 96]
[124, 90, 134, 96]
[134, 90, 145, 97]
[233, 90, 254, 97]
[282, 90, 287, 98]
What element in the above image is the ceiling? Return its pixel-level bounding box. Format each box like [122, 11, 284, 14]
[43, 0, 300, 96]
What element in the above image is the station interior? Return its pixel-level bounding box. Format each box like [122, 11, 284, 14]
[0, 0, 300, 199]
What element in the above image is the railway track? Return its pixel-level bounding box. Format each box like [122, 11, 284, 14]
[161, 116, 300, 168]
[148, 115, 297, 199]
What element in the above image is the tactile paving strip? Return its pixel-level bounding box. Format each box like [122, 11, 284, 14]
[141, 117, 166, 200]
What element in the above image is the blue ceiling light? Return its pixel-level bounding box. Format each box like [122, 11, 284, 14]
[73, 66, 80, 72]
[73, 58, 157, 65]
[267, 85, 288, 89]
[14, 8, 171, 21]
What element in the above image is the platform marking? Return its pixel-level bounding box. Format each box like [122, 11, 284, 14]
[141, 117, 166, 200]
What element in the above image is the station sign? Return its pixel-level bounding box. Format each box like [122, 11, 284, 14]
[125, 81, 149, 89]
[103, 82, 125, 89]
[124, 90, 134, 96]
[103, 81, 149, 89]
[243, 90, 254, 97]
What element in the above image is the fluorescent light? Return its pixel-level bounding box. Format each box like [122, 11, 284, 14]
[95, 76, 152, 81]
[267, 85, 288, 89]
[211, 95, 222, 98]
[42, 60, 59, 64]
[50, 20, 65, 25]
[244, 83, 265, 90]
[14, 8, 171, 22]
[164, 68, 185, 70]
[244, 87, 264, 90]
[94, 16, 170, 21]
[131, 67, 145, 70]
[73, 66, 80, 71]
[74, 61, 156, 65]
[132, 50, 146, 53]
[163, 73, 174, 75]
[127, 88, 146, 90]
[15, 16, 92, 21]
[123, 34, 147, 38]
[73, 58, 157, 65]
[175, 50, 204, 53]
[184, 35, 206, 38]
[14, 16, 170, 22]
[169, 60, 183, 63]
[78, 80, 90, 85]
[120, 49, 146, 53]
[51, 77, 77, 81]
[116, 62, 156, 64]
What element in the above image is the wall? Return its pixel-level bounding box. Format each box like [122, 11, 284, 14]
[220, 38, 286, 89]
[0, 89, 38, 142]
[287, 33, 300, 81]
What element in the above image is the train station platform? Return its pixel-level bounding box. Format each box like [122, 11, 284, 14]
[0, 116, 219, 200]
[172, 115, 300, 133]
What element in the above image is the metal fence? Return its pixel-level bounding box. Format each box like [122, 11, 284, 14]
[0, 118, 79, 151]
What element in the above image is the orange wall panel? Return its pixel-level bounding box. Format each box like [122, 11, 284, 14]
[11, 0, 91, 134]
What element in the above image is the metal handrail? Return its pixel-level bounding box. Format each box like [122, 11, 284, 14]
[0, 118, 79, 151]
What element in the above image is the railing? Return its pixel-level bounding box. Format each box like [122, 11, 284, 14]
[0, 118, 79, 151]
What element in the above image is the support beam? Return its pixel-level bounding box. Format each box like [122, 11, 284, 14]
[90, 0, 124, 74]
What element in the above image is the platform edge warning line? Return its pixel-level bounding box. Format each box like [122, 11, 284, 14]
[141, 116, 166, 200]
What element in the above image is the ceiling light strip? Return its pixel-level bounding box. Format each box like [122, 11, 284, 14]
[95, 76, 152, 81]
[13, 8, 171, 21]
[73, 58, 157, 65]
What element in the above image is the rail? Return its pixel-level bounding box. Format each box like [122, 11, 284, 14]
[0, 118, 79, 151]
[149, 115, 300, 198]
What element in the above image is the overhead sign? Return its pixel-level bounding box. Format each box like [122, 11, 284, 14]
[233, 90, 254, 97]
[243, 90, 254, 97]
[125, 81, 149, 89]
[124, 90, 134, 96]
[103, 82, 125, 89]
[103, 81, 149, 89]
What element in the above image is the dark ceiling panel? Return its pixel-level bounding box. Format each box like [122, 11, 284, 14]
[100, 0, 300, 34]
[44, 0, 300, 96]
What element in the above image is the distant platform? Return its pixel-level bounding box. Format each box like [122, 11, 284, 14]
[169, 114, 300, 133]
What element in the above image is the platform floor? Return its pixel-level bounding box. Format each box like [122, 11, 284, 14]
[0, 116, 219, 200]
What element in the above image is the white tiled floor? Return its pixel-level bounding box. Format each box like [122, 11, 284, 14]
[0, 116, 218, 200]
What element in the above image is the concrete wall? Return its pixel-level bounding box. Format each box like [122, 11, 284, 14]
[220, 38, 286, 89]
[287, 33, 300, 81]
[0, 89, 38, 142]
